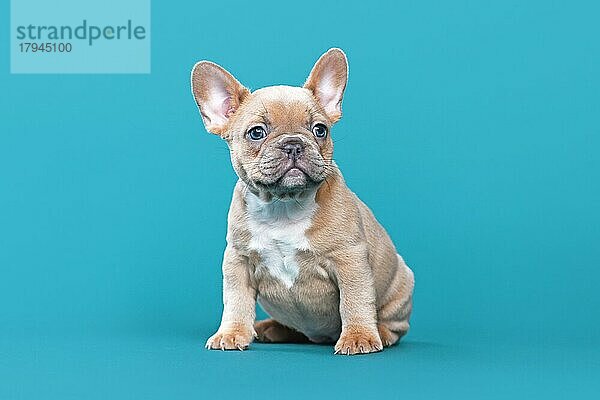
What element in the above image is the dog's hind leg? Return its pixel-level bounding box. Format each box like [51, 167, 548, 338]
[377, 255, 414, 347]
[254, 319, 311, 343]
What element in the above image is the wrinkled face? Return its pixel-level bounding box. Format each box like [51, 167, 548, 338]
[226, 86, 333, 197]
[191, 48, 348, 199]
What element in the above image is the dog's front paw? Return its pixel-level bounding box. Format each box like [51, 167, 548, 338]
[334, 326, 383, 355]
[205, 325, 255, 351]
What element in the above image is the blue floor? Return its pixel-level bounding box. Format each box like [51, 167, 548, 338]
[2, 326, 598, 399]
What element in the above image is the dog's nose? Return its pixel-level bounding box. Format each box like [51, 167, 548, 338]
[281, 140, 304, 161]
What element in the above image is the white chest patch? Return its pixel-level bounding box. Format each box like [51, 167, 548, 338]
[245, 190, 317, 288]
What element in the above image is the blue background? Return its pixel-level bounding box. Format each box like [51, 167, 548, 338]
[1, 1, 599, 398]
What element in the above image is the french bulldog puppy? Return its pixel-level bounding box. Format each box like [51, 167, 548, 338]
[191, 48, 414, 355]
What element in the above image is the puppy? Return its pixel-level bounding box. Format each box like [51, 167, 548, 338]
[191, 48, 414, 355]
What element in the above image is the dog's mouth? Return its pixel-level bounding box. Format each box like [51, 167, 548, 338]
[276, 166, 309, 188]
[245, 151, 329, 197]
[282, 167, 306, 179]
[251, 165, 323, 197]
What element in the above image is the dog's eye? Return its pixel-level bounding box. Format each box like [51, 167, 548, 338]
[312, 123, 328, 139]
[247, 126, 267, 141]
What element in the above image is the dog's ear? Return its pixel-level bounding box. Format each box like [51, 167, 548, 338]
[304, 48, 348, 123]
[191, 61, 250, 135]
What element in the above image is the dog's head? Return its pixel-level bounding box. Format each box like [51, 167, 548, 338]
[191, 48, 348, 199]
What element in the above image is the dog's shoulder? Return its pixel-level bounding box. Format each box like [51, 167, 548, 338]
[307, 171, 364, 251]
[225, 180, 253, 250]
